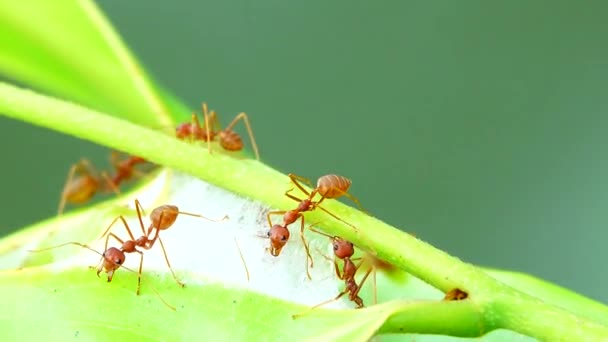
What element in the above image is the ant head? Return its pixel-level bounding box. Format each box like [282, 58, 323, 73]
[101, 247, 126, 273]
[219, 131, 243, 151]
[151, 205, 179, 230]
[175, 122, 193, 139]
[332, 237, 354, 259]
[268, 224, 290, 257]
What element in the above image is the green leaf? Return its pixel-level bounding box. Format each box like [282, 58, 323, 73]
[0, 0, 182, 127]
[0, 166, 475, 342]
[1, 81, 608, 340]
[1, 267, 370, 341]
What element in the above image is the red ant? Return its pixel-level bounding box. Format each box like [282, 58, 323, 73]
[444, 288, 468, 301]
[57, 152, 149, 215]
[175, 102, 260, 160]
[266, 173, 364, 279]
[28, 241, 176, 310]
[292, 227, 373, 319]
[97, 199, 228, 291]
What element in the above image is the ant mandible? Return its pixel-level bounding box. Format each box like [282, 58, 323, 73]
[175, 102, 260, 160]
[265, 173, 364, 278]
[98, 199, 228, 292]
[28, 241, 176, 310]
[57, 152, 149, 215]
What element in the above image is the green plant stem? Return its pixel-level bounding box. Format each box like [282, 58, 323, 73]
[485, 268, 608, 326]
[78, 0, 173, 128]
[1, 82, 607, 340]
[376, 300, 486, 337]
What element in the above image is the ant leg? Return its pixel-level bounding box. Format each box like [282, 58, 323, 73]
[203, 104, 213, 155]
[372, 268, 377, 305]
[299, 219, 313, 280]
[156, 236, 185, 288]
[284, 192, 305, 204]
[99, 215, 137, 245]
[223, 112, 260, 160]
[133, 199, 148, 236]
[316, 205, 359, 231]
[104, 233, 126, 251]
[287, 173, 313, 197]
[333, 260, 345, 279]
[134, 249, 144, 295]
[266, 210, 287, 228]
[292, 289, 350, 319]
[234, 238, 250, 282]
[57, 163, 79, 215]
[312, 246, 334, 263]
[109, 150, 121, 169]
[101, 171, 121, 195]
[145, 209, 163, 248]
[340, 191, 368, 214]
[190, 112, 203, 142]
[351, 267, 373, 308]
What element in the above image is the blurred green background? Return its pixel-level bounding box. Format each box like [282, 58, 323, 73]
[1, 0, 607, 306]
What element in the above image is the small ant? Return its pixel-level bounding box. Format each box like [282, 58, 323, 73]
[28, 241, 176, 310]
[292, 227, 373, 319]
[98, 199, 228, 292]
[57, 152, 149, 215]
[444, 288, 468, 301]
[175, 102, 260, 160]
[266, 173, 364, 279]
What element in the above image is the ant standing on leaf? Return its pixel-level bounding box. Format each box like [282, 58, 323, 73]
[175, 102, 260, 160]
[28, 242, 176, 310]
[97, 199, 229, 291]
[265, 173, 365, 279]
[57, 151, 149, 215]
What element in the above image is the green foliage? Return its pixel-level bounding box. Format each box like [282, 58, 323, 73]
[0, 0, 184, 127]
[1, 1, 608, 341]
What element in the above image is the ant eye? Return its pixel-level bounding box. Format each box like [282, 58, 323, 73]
[115, 259, 122, 265]
[333, 243, 339, 251]
[281, 235, 288, 241]
[266, 231, 271, 237]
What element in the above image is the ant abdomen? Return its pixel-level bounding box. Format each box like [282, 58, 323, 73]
[219, 130, 243, 152]
[316, 174, 352, 199]
[64, 176, 99, 203]
[150, 205, 179, 230]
